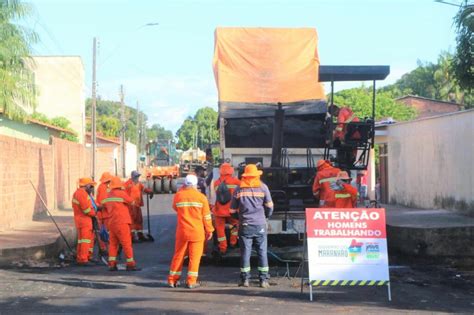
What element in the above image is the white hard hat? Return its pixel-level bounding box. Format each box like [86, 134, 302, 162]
[185, 174, 198, 186]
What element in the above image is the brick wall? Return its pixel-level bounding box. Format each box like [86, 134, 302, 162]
[0, 135, 54, 231]
[396, 97, 461, 119]
[0, 135, 117, 231]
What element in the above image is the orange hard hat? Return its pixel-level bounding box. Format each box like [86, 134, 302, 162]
[79, 177, 96, 187]
[220, 163, 234, 176]
[241, 164, 263, 177]
[99, 172, 113, 183]
[109, 176, 125, 190]
[316, 160, 328, 169]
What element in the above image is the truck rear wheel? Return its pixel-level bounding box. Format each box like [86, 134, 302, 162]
[170, 178, 178, 193]
[162, 178, 170, 194]
[153, 178, 162, 194]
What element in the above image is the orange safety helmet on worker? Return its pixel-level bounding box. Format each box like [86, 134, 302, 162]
[168, 174, 214, 289]
[312, 160, 341, 207]
[72, 177, 97, 265]
[212, 163, 241, 254]
[327, 171, 358, 208]
[330, 105, 360, 142]
[102, 176, 139, 271]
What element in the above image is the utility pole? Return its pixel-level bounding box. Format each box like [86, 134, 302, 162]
[120, 85, 126, 178]
[91, 37, 97, 180]
[136, 101, 140, 170]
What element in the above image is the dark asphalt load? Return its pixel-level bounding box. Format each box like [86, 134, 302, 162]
[0, 194, 473, 314]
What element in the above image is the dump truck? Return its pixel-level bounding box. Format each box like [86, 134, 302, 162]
[179, 147, 207, 176]
[146, 139, 179, 194]
[212, 27, 389, 260]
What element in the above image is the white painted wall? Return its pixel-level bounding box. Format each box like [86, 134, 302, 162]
[125, 142, 137, 177]
[386, 110, 474, 214]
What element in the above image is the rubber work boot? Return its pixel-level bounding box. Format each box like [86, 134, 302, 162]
[186, 282, 201, 289]
[260, 280, 270, 289]
[109, 266, 118, 272]
[126, 265, 141, 271]
[239, 279, 250, 287]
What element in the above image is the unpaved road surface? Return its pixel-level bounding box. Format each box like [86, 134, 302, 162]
[1, 195, 473, 314]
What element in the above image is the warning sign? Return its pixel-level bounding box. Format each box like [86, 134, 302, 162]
[306, 208, 390, 284]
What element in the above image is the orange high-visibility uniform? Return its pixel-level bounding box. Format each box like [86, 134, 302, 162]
[102, 189, 136, 268]
[95, 182, 110, 252]
[213, 176, 241, 253]
[72, 188, 96, 263]
[332, 183, 358, 208]
[334, 107, 360, 141]
[312, 164, 341, 207]
[168, 187, 214, 286]
[125, 179, 144, 235]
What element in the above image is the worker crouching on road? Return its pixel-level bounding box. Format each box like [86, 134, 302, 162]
[72, 178, 97, 266]
[126, 170, 152, 242]
[212, 163, 241, 255]
[328, 171, 358, 208]
[312, 160, 341, 208]
[103, 177, 140, 271]
[168, 174, 214, 289]
[230, 164, 274, 288]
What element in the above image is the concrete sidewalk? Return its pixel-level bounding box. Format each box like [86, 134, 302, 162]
[0, 210, 76, 266]
[384, 204, 474, 267]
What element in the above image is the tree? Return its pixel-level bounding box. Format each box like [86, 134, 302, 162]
[31, 112, 78, 142]
[333, 87, 417, 122]
[175, 107, 219, 150]
[147, 123, 173, 141]
[0, 0, 37, 120]
[452, 3, 473, 93]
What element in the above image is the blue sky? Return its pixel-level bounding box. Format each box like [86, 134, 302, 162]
[27, 0, 460, 132]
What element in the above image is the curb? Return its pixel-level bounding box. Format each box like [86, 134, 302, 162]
[0, 227, 76, 267]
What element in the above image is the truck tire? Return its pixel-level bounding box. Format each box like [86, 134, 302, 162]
[162, 178, 170, 194]
[153, 178, 162, 194]
[170, 178, 178, 193]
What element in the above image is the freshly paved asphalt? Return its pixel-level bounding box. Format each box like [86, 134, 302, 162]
[0, 194, 473, 314]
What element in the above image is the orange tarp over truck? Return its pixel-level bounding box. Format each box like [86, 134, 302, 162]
[213, 27, 325, 104]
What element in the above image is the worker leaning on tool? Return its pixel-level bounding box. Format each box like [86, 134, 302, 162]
[327, 171, 358, 208]
[312, 160, 341, 208]
[102, 176, 140, 271]
[168, 174, 214, 289]
[72, 178, 97, 266]
[230, 164, 274, 289]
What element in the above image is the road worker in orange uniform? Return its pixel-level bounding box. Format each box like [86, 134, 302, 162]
[312, 160, 341, 207]
[95, 172, 113, 252]
[329, 105, 360, 142]
[125, 170, 152, 242]
[102, 176, 140, 271]
[168, 174, 214, 289]
[72, 178, 97, 265]
[211, 163, 241, 255]
[328, 171, 358, 208]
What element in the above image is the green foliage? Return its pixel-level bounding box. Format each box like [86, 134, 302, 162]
[381, 51, 473, 107]
[176, 107, 219, 150]
[0, 0, 38, 120]
[333, 87, 417, 122]
[147, 123, 173, 141]
[452, 3, 473, 92]
[31, 112, 78, 142]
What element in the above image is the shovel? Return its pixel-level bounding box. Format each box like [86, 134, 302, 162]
[145, 194, 155, 242]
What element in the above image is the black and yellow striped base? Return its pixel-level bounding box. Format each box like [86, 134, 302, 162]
[311, 280, 388, 286]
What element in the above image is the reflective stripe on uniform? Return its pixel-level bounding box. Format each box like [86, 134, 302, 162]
[175, 202, 203, 208]
[319, 177, 337, 184]
[258, 266, 269, 272]
[102, 197, 125, 203]
[240, 267, 251, 273]
[78, 239, 91, 244]
[188, 271, 198, 277]
[231, 231, 238, 236]
[237, 192, 265, 199]
[335, 127, 343, 131]
[335, 193, 351, 199]
[108, 256, 117, 261]
[83, 208, 91, 214]
[229, 209, 237, 214]
[345, 114, 356, 124]
[126, 258, 134, 262]
[169, 270, 182, 275]
[72, 198, 80, 205]
[204, 214, 212, 220]
[217, 236, 227, 242]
